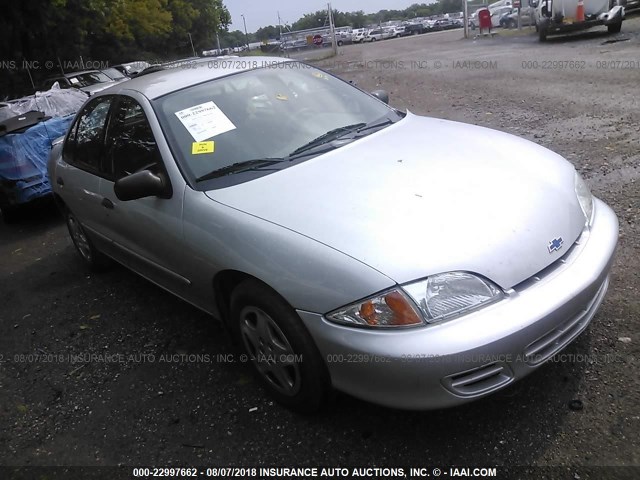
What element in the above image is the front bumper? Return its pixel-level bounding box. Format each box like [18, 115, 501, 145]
[298, 198, 618, 409]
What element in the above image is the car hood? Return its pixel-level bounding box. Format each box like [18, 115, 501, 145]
[206, 112, 586, 289]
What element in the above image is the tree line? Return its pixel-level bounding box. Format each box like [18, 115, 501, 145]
[1, 0, 477, 97]
[1, 0, 230, 97]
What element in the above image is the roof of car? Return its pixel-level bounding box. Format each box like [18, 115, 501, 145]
[98, 56, 295, 100]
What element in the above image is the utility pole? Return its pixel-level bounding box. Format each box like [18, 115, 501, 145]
[241, 14, 249, 49]
[328, 2, 337, 55]
[188, 32, 196, 57]
[463, 0, 469, 39]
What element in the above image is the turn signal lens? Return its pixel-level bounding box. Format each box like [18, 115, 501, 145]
[327, 289, 424, 328]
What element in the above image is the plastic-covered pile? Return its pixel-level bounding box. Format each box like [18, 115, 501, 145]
[0, 115, 74, 205]
[0, 83, 87, 122]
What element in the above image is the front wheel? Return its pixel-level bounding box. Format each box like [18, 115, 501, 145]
[65, 209, 111, 271]
[230, 279, 330, 413]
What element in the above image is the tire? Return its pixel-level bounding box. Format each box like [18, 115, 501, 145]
[371, 37, 376, 42]
[337, 40, 343, 46]
[64, 208, 111, 271]
[607, 22, 622, 34]
[230, 279, 330, 413]
[508, 19, 517, 29]
[539, 27, 548, 41]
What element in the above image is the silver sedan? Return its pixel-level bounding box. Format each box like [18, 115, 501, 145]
[48, 58, 618, 412]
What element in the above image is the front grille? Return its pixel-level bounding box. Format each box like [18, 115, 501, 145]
[524, 277, 609, 366]
[443, 362, 513, 397]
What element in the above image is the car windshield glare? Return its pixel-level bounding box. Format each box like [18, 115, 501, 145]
[154, 62, 395, 187]
[69, 71, 111, 87]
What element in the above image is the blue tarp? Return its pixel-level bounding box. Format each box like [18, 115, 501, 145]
[0, 115, 74, 205]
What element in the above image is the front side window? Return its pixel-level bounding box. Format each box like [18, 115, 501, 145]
[106, 96, 162, 180]
[154, 62, 399, 189]
[64, 96, 114, 173]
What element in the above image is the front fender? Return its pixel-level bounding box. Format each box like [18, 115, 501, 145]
[601, 5, 625, 23]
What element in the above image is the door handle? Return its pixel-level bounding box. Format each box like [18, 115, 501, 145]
[101, 198, 114, 210]
[56, 177, 64, 186]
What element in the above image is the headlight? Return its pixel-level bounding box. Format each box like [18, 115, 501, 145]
[402, 272, 503, 324]
[326, 289, 424, 328]
[575, 172, 594, 226]
[326, 272, 504, 328]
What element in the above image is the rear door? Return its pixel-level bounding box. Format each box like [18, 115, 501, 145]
[55, 95, 115, 252]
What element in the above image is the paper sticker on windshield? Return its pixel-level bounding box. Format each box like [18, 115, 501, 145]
[192, 141, 215, 155]
[69, 77, 79, 84]
[175, 101, 236, 142]
[275, 94, 288, 101]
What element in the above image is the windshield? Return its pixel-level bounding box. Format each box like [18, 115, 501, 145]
[102, 68, 126, 80]
[68, 71, 111, 87]
[154, 62, 397, 188]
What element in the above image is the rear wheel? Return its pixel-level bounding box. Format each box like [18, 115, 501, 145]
[230, 279, 330, 413]
[607, 22, 622, 34]
[65, 209, 111, 271]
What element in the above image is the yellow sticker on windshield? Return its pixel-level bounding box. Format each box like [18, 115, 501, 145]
[275, 94, 288, 101]
[192, 141, 215, 155]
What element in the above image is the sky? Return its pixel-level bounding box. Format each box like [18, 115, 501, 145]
[227, 0, 438, 33]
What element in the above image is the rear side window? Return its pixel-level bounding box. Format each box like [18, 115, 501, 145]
[64, 96, 114, 174]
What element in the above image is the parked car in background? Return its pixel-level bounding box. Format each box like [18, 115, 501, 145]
[40, 70, 118, 96]
[352, 28, 369, 43]
[499, 7, 536, 28]
[405, 23, 426, 35]
[491, 6, 516, 27]
[100, 67, 129, 82]
[352, 30, 368, 42]
[433, 19, 458, 30]
[112, 61, 151, 77]
[389, 25, 410, 38]
[363, 29, 390, 42]
[49, 57, 617, 413]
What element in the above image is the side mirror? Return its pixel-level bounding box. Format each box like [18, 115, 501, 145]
[370, 89, 389, 104]
[114, 170, 170, 201]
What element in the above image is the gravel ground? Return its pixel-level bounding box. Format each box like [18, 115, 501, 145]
[1, 16, 639, 478]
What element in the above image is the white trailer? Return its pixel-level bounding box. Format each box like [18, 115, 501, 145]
[531, 0, 625, 41]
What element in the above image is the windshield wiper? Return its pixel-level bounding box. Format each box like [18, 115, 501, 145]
[288, 123, 366, 158]
[352, 117, 395, 137]
[195, 158, 285, 182]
